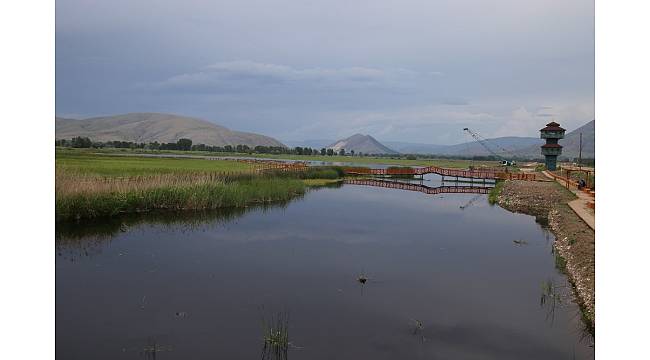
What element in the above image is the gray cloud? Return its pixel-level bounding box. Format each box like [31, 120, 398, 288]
[56, 0, 594, 144]
[149, 61, 421, 93]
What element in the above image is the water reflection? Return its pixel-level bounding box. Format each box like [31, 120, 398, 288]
[56, 200, 299, 261]
[344, 178, 493, 196]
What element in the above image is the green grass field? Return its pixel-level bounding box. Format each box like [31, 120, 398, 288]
[58, 147, 502, 169]
[56, 149, 253, 176]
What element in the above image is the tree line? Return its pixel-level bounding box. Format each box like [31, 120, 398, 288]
[56, 137, 355, 156]
[56, 137, 591, 163]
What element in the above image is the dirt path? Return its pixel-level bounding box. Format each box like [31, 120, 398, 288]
[542, 170, 595, 230]
[497, 180, 595, 331]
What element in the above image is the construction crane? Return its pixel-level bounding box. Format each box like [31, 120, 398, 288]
[463, 127, 516, 166]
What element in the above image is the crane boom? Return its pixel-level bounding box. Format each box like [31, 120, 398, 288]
[463, 127, 516, 166]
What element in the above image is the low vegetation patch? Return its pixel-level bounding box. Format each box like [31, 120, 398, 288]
[302, 178, 341, 187]
[488, 181, 504, 204]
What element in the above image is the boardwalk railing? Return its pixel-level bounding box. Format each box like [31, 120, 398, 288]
[343, 166, 536, 180]
[344, 179, 492, 195]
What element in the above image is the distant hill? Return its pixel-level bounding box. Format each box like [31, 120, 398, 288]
[55, 113, 286, 147]
[328, 134, 398, 154]
[385, 137, 543, 156]
[383, 120, 594, 159]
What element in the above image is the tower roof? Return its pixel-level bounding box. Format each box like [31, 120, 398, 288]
[540, 121, 565, 132]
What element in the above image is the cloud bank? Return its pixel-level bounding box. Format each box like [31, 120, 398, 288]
[56, 0, 594, 144]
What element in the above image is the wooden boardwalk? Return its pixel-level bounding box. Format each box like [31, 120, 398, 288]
[344, 179, 492, 195]
[343, 166, 535, 180]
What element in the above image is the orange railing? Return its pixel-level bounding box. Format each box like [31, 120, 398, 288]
[343, 166, 536, 180]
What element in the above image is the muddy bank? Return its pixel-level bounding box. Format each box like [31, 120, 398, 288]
[497, 180, 595, 331]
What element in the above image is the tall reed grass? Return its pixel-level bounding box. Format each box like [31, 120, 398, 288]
[55, 166, 342, 221]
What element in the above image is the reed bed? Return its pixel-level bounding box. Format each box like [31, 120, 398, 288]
[55, 166, 343, 221]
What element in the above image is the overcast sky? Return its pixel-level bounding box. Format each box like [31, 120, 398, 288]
[56, 0, 594, 144]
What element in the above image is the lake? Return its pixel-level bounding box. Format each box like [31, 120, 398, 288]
[56, 175, 593, 359]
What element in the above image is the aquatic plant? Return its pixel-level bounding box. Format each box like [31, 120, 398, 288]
[261, 311, 290, 360]
[540, 280, 565, 323]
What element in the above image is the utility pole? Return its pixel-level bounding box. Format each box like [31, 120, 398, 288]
[578, 132, 583, 168]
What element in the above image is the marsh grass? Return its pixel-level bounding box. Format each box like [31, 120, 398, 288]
[56, 176, 306, 221]
[261, 312, 291, 360]
[56, 163, 343, 221]
[554, 251, 568, 272]
[540, 280, 567, 323]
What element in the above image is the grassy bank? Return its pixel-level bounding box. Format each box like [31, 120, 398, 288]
[488, 181, 504, 204]
[56, 151, 344, 221]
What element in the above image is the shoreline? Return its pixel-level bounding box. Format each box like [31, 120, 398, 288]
[496, 179, 595, 333]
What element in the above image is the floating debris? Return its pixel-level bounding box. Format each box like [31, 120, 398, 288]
[357, 275, 368, 284]
[174, 311, 187, 319]
[410, 319, 426, 343]
[411, 319, 424, 334]
[513, 239, 528, 246]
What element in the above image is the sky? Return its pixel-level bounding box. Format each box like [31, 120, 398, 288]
[56, 0, 594, 145]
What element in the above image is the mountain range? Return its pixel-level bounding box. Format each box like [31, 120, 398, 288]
[56, 112, 594, 159]
[296, 120, 594, 159]
[55, 113, 286, 147]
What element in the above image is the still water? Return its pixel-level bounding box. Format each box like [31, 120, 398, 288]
[56, 177, 593, 359]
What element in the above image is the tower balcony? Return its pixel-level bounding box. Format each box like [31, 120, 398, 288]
[541, 144, 563, 156]
[541, 131, 565, 139]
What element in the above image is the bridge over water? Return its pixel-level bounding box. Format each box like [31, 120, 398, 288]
[344, 179, 492, 195]
[343, 166, 535, 180]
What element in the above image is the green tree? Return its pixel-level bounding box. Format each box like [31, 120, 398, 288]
[338, 148, 345, 156]
[71, 136, 92, 148]
[320, 148, 327, 156]
[177, 138, 193, 151]
[326, 148, 334, 156]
